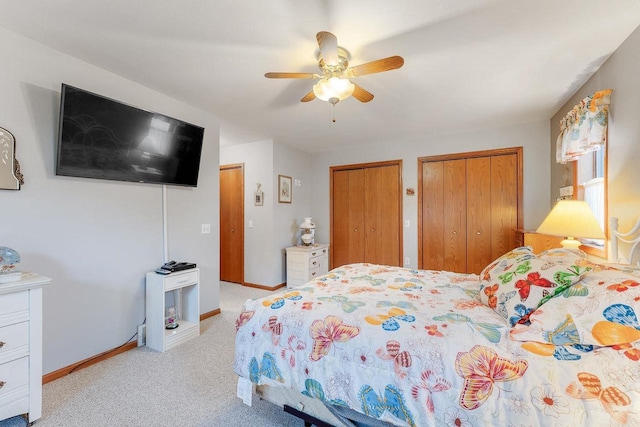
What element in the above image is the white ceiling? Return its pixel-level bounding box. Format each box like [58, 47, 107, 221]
[1, 1, 639, 152]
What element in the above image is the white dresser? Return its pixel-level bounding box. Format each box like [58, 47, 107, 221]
[285, 244, 329, 288]
[0, 272, 50, 425]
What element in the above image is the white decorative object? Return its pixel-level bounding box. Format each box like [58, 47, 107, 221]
[0, 247, 21, 283]
[299, 217, 316, 247]
[0, 128, 24, 190]
[254, 183, 263, 206]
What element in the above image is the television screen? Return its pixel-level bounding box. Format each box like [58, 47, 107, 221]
[56, 84, 204, 187]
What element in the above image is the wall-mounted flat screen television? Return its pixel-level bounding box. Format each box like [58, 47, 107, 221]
[56, 84, 204, 187]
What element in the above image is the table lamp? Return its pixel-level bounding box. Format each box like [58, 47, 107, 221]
[536, 200, 605, 250]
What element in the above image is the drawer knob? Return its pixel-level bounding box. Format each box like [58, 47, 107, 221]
[311, 252, 317, 256]
[0, 341, 4, 349]
[0, 381, 4, 389]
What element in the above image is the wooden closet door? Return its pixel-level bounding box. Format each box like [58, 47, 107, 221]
[331, 161, 402, 269]
[219, 164, 244, 284]
[364, 165, 401, 266]
[419, 148, 522, 275]
[421, 160, 466, 272]
[466, 157, 492, 274]
[421, 161, 445, 269]
[443, 160, 467, 272]
[332, 169, 365, 268]
[490, 154, 518, 259]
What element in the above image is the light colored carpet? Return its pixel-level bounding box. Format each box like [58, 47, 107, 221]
[0, 282, 303, 427]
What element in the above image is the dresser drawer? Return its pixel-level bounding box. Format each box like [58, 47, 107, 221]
[308, 257, 324, 270]
[164, 270, 198, 291]
[0, 356, 29, 399]
[308, 247, 328, 260]
[308, 267, 323, 281]
[0, 322, 29, 364]
[0, 292, 28, 318]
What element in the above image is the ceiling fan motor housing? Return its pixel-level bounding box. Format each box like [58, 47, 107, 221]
[318, 47, 350, 77]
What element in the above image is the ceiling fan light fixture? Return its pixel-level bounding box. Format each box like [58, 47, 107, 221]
[312, 77, 354, 102]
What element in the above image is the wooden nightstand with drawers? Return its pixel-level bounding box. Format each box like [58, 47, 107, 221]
[514, 230, 564, 254]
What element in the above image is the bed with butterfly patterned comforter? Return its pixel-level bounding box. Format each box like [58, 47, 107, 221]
[234, 252, 640, 427]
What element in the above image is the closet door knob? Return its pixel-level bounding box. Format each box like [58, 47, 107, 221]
[476, 231, 481, 235]
[452, 231, 457, 235]
[231, 228, 235, 233]
[370, 228, 375, 232]
[354, 228, 358, 232]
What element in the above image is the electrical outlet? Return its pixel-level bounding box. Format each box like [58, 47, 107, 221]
[137, 324, 146, 347]
[201, 224, 211, 234]
[404, 257, 410, 266]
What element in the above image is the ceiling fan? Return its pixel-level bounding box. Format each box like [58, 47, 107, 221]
[265, 31, 404, 109]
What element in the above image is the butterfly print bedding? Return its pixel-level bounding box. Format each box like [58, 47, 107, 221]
[235, 263, 640, 426]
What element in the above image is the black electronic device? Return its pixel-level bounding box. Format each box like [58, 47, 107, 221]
[56, 84, 205, 187]
[156, 261, 196, 274]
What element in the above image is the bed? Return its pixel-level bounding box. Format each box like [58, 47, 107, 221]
[234, 218, 640, 426]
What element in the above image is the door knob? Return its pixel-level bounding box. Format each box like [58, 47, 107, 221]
[354, 228, 358, 232]
[231, 228, 235, 233]
[476, 231, 481, 235]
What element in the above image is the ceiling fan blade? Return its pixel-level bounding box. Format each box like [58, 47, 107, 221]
[347, 56, 404, 77]
[316, 31, 338, 66]
[264, 72, 317, 79]
[352, 84, 374, 103]
[300, 91, 316, 102]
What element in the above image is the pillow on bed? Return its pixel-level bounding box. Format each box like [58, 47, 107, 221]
[510, 267, 640, 347]
[478, 247, 590, 326]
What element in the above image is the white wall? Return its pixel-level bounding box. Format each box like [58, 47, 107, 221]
[310, 121, 551, 269]
[0, 27, 220, 374]
[220, 140, 312, 287]
[550, 26, 640, 255]
[273, 142, 312, 281]
[221, 140, 275, 286]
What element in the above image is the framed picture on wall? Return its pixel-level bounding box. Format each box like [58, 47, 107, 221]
[254, 190, 263, 206]
[278, 175, 292, 203]
[254, 183, 263, 206]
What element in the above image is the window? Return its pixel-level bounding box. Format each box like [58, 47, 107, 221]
[573, 145, 606, 256]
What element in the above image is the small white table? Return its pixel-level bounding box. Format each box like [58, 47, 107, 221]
[145, 269, 200, 352]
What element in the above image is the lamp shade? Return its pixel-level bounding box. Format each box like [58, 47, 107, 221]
[313, 77, 354, 102]
[536, 200, 605, 244]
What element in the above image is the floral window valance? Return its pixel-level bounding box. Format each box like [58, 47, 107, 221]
[556, 89, 613, 164]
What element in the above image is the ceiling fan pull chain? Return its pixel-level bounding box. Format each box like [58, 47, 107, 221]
[330, 97, 339, 122]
